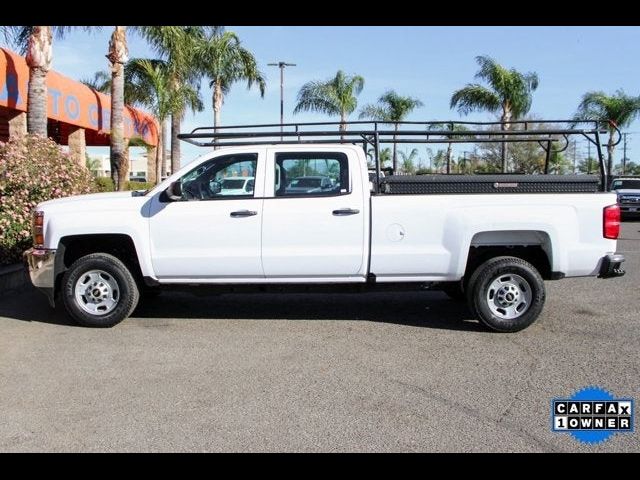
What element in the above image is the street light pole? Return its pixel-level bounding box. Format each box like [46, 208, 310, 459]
[268, 61, 296, 136]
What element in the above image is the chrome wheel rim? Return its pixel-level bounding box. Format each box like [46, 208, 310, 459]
[486, 273, 532, 319]
[74, 269, 119, 316]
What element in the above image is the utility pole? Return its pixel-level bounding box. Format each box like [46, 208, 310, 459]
[268, 61, 296, 137]
[622, 132, 628, 175]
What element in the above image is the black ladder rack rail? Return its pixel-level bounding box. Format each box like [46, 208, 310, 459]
[177, 119, 621, 192]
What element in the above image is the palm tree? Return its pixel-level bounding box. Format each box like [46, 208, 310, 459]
[137, 26, 207, 173]
[126, 58, 201, 185]
[450, 55, 539, 171]
[3, 26, 95, 136]
[294, 70, 365, 133]
[427, 123, 470, 174]
[106, 26, 129, 190]
[194, 30, 265, 132]
[573, 90, 640, 180]
[398, 148, 419, 175]
[359, 90, 423, 172]
[80, 71, 111, 91]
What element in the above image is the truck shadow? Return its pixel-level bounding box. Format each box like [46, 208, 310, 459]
[0, 288, 487, 332]
[135, 290, 486, 331]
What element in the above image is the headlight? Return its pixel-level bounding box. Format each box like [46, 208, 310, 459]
[32, 211, 44, 247]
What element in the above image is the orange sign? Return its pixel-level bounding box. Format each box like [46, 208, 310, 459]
[0, 47, 158, 146]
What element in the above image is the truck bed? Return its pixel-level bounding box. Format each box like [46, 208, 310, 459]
[379, 174, 600, 195]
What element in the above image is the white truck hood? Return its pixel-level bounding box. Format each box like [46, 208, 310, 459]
[37, 191, 152, 218]
[38, 191, 145, 208]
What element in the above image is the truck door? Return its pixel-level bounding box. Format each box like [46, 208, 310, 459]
[148, 150, 265, 280]
[261, 149, 367, 278]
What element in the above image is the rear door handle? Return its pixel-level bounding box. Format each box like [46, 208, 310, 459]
[332, 208, 360, 216]
[230, 210, 258, 218]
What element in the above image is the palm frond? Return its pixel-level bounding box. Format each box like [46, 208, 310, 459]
[450, 84, 501, 115]
[358, 104, 389, 120]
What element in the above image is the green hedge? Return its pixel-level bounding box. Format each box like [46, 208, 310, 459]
[92, 177, 157, 192]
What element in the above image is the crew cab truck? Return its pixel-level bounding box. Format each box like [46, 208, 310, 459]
[24, 120, 626, 332]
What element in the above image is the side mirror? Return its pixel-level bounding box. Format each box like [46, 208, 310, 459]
[210, 181, 222, 195]
[166, 181, 182, 201]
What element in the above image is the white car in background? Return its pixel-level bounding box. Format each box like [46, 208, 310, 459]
[220, 176, 255, 196]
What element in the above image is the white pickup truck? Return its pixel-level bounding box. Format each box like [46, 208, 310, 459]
[24, 121, 626, 332]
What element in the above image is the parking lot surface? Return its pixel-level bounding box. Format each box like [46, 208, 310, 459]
[1, 222, 638, 452]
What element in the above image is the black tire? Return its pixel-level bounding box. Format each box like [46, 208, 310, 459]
[61, 253, 139, 328]
[465, 256, 545, 332]
[440, 281, 465, 301]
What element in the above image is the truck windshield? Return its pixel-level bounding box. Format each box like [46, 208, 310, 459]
[612, 179, 640, 190]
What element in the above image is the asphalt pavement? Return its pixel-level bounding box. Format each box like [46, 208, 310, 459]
[1, 222, 638, 452]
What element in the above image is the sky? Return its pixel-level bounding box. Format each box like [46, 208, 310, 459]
[2, 26, 639, 169]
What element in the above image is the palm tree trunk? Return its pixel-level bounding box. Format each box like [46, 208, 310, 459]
[162, 119, 168, 177]
[146, 146, 157, 184]
[392, 124, 398, 173]
[118, 139, 130, 191]
[213, 83, 223, 149]
[170, 111, 182, 175]
[107, 26, 129, 191]
[339, 112, 347, 141]
[155, 121, 163, 185]
[500, 108, 512, 173]
[25, 26, 52, 137]
[446, 142, 452, 174]
[607, 134, 615, 184]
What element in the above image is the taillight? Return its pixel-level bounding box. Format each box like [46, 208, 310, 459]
[33, 211, 44, 246]
[603, 204, 620, 239]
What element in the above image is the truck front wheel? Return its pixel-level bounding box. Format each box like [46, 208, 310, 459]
[466, 256, 545, 332]
[61, 253, 140, 328]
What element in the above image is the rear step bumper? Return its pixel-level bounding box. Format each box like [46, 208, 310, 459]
[598, 253, 626, 279]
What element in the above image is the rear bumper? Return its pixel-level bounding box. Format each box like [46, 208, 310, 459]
[598, 253, 626, 279]
[23, 248, 56, 307]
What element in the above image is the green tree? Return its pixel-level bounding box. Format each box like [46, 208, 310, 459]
[126, 58, 200, 185]
[573, 90, 640, 179]
[294, 70, 365, 133]
[577, 157, 599, 174]
[358, 90, 423, 172]
[194, 30, 265, 132]
[398, 148, 419, 175]
[138, 26, 207, 172]
[450, 55, 539, 171]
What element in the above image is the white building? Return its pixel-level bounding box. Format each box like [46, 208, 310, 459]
[88, 151, 170, 181]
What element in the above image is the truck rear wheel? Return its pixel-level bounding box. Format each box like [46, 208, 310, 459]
[61, 253, 139, 328]
[466, 256, 545, 332]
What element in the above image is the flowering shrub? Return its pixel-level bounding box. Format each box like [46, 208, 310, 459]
[0, 135, 94, 265]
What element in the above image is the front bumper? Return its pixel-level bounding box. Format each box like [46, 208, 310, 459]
[23, 248, 56, 306]
[620, 204, 640, 214]
[598, 253, 626, 279]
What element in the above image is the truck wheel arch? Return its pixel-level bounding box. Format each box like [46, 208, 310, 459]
[463, 230, 553, 281]
[54, 234, 145, 300]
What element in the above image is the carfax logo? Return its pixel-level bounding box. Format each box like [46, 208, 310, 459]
[552, 386, 634, 444]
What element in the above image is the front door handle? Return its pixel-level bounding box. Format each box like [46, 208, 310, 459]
[230, 210, 258, 218]
[332, 208, 360, 216]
